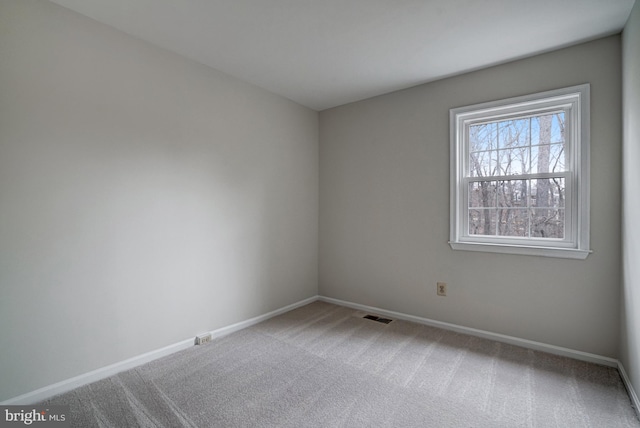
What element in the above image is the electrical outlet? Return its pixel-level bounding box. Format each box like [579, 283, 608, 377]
[437, 282, 447, 296]
[195, 333, 212, 345]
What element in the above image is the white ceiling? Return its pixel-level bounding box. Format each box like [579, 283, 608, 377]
[48, 0, 635, 111]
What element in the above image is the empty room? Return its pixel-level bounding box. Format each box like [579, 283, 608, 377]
[2, 0, 640, 426]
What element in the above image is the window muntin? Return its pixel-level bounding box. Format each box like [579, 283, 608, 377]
[449, 85, 590, 259]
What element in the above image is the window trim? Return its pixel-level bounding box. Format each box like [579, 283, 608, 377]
[449, 84, 591, 259]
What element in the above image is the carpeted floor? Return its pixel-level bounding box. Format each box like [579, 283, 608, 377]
[42, 301, 640, 427]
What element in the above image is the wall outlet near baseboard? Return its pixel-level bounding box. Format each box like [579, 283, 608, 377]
[437, 282, 447, 296]
[195, 333, 212, 345]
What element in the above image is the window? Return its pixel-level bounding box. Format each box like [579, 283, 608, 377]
[449, 84, 590, 259]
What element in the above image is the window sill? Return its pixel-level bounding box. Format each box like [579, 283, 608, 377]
[449, 241, 591, 259]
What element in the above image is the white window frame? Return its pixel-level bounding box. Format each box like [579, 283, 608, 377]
[449, 84, 591, 259]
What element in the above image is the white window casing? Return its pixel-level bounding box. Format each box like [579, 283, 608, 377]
[449, 84, 591, 259]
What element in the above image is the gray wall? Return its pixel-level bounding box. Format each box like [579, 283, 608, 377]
[0, 0, 318, 401]
[320, 36, 622, 358]
[621, 0, 640, 402]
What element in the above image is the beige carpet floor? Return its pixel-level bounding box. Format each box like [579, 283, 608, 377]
[42, 301, 640, 427]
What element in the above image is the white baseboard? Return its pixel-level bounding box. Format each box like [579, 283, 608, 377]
[207, 295, 318, 340]
[1, 296, 318, 405]
[618, 362, 640, 419]
[1, 338, 195, 405]
[3, 294, 629, 406]
[318, 296, 619, 368]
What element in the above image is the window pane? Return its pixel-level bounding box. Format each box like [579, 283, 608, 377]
[469, 181, 497, 208]
[530, 178, 565, 208]
[549, 177, 565, 208]
[469, 209, 496, 235]
[469, 150, 494, 177]
[498, 119, 529, 148]
[551, 112, 565, 144]
[497, 147, 529, 175]
[532, 113, 565, 174]
[497, 180, 528, 208]
[531, 116, 547, 146]
[549, 143, 566, 172]
[532, 144, 552, 173]
[531, 208, 564, 238]
[470, 123, 497, 151]
[497, 208, 529, 237]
